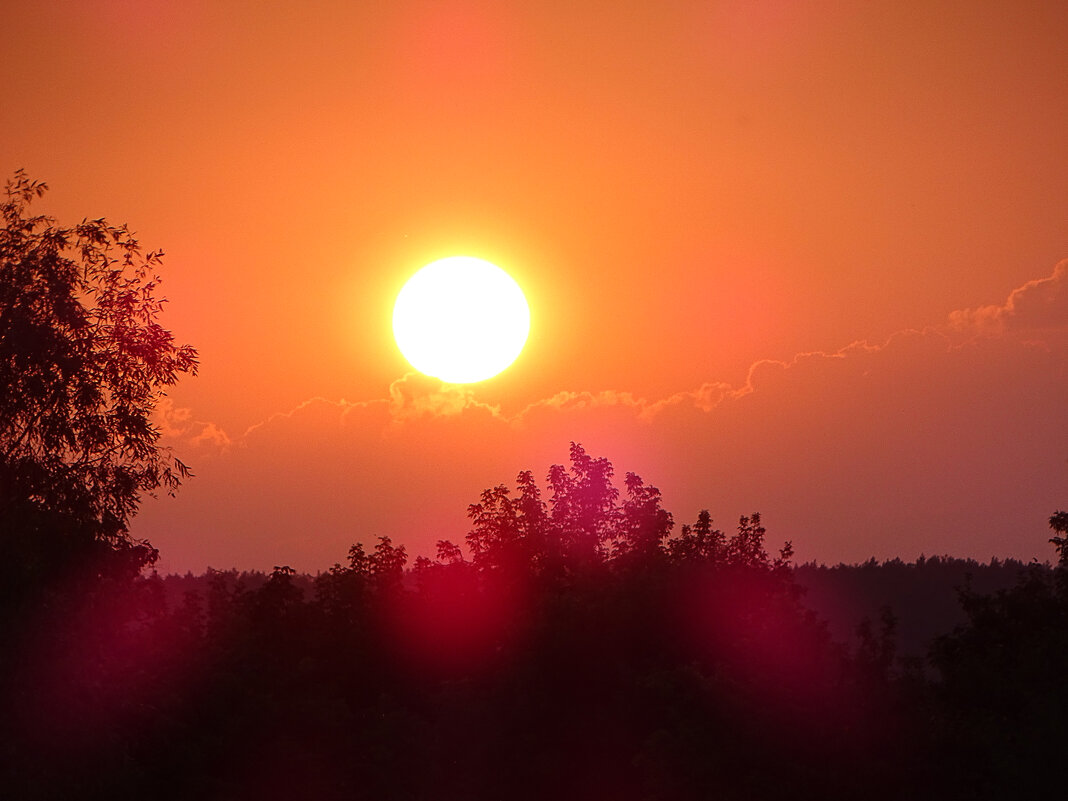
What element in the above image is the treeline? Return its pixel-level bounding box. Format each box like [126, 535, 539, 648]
[796, 555, 1037, 659]
[2, 445, 1066, 800]
[158, 554, 1040, 664]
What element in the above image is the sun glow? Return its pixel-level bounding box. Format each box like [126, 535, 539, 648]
[392, 256, 530, 383]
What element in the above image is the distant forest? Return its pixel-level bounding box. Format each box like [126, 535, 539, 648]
[160, 553, 1040, 662]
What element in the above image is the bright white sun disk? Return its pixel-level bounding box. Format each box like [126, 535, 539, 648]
[392, 257, 530, 383]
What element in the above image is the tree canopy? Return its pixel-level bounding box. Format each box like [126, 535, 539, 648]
[459, 442, 791, 579]
[0, 171, 197, 577]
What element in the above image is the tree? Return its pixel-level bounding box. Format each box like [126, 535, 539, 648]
[457, 445, 799, 579]
[465, 470, 547, 574]
[922, 512, 1068, 798]
[667, 509, 724, 563]
[459, 443, 633, 577]
[1049, 510, 1068, 568]
[546, 442, 622, 567]
[613, 470, 673, 561]
[0, 171, 197, 576]
[369, 535, 408, 593]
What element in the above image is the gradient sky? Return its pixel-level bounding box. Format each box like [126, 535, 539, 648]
[3, 1, 1065, 573]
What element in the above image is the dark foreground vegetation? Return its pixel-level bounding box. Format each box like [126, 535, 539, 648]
[3, 173, 1067, 799]
[2, 444, 1067, 800]
[159, 553, 1038, 664]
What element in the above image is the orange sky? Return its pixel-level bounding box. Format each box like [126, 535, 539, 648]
[3, 1, 1066, 572]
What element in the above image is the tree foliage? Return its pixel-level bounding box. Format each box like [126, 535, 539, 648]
[923, 512, 1068, 797]
[1048, 509, 1068, 567]
[460, 442, 792, 582]
[7, 439, 1064, 800]
[0, 171, 197, 568]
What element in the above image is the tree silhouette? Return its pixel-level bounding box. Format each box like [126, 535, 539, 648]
[546, 442, 621, 567]
[924, 512, 1068, 798]
[466, 469, 547, 575]
[5, 440, 987, 800]
[613, 470, 674, 562]
[1049, 509, 1068, 567]
[462, 442, 679, 579]
[0, 171, 197, 583]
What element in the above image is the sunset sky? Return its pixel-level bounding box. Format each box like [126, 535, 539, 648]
[3, 1, 1065, 573]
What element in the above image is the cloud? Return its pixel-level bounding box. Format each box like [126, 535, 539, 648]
[242, 396, 384, 440]
[948, 260, 1068, 336]
[514, 389, 650, 423]
[155, 398, 232, 454]
[211, 332, 927, 448]
[650, 339, 897, 415]
[190, 422, 231, 450]
[387, 372, 502, 423]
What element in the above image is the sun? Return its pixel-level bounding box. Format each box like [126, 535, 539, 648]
[393, 256, 531, 383]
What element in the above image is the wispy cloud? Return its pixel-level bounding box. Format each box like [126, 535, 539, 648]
[948, 260, 1068, 337]
[155, 398, 232, 453]
[242, 396, 383, 441]
[387, 372, 502, 423]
